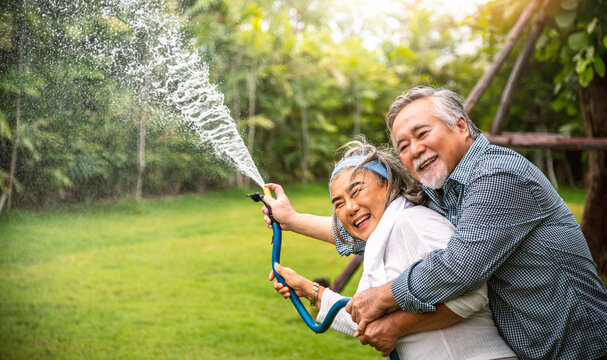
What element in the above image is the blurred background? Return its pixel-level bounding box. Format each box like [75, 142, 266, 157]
[1, 0, 604, 204]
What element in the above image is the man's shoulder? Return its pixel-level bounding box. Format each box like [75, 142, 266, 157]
[464, 144, 561, 210]
[469, 144, 533, 180]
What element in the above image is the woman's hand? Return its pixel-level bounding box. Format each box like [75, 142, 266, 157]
[262, 183, 298, 231]
[268, 263, 323, 307]
[262, 183, 335, 244]
[269, 263, 309, 298]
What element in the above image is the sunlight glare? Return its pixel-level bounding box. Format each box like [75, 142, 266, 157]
[361, 0, 490, 19]
[330, 0, 491, 50]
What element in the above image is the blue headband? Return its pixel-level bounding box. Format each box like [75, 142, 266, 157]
[329, 156, 388, 197]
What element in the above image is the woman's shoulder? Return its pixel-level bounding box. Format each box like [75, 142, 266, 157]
[395, 206, 455, 247]
[401, 205, 454, 228]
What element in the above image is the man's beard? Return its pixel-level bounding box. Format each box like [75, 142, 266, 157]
[414, 155, 449, 189]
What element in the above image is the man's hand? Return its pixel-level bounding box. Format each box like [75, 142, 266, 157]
[357, 304, 465, 357]
[345, 281, 398, 335]
[358, 315, 400, 357]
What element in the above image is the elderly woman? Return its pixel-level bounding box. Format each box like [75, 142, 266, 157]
[268, 140, 516, 359]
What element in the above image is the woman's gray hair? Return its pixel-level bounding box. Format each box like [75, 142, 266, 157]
[330, 137, 427, 245]
[386, 86, 481, 139]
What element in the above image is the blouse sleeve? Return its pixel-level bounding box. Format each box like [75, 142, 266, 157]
[315, 288, 357, 337]
[443, 284, 488, 318]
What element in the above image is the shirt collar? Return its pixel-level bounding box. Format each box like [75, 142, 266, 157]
[423, 133, 490, 196]
[448, 133, 489, 185]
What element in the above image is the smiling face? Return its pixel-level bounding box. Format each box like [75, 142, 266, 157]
[330, 168, 389, 241]
[391, 98, 472, 189]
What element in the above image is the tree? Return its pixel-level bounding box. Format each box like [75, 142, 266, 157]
[3, 2, 25, 211]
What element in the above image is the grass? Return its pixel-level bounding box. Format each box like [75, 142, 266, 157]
[0, 183, 598, 359]
[558, 186, 587, 222]
[0, 183, 375, 360]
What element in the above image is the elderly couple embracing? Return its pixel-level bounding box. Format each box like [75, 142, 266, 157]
[261, 86, 607, 360]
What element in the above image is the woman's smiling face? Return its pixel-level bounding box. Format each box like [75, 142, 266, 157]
[330, 168, 389, 241]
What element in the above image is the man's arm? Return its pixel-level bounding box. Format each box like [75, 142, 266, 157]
[360, 283, 490, 356]
[391, 170, 545, 311]
[360, 305, 463, 357]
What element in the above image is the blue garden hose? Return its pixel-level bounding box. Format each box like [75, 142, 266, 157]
[249, 191, 399, 360]
[270, 220, 350, 333]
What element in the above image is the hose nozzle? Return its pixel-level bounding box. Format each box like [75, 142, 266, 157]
[247, 192, 264, 203]
[247, 190, 275, 223]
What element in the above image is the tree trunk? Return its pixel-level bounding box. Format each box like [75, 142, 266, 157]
[135, 103, 147, 200]
[353, 91, 361, 135]
[560, 152, 576, 188]
[578, 71, 607, 273]
[4, 12, 26, 212]
[231, 62, 241, 123]
[545, 149, 558, 190]
[246, 57, 257, 153]
[298, 82, 309, 182]
[464, 0, 541, 113]
[537, 123, 558, 190]
[4, 91, 21, 212]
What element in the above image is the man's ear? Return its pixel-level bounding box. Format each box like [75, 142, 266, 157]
[455, 117, 469, 136]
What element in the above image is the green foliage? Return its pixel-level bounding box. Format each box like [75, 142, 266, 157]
[460, 0, 580, 135]
[188, 0, 481, 184]
[537, 0, 607, 89]
[1, 0, 599, 210]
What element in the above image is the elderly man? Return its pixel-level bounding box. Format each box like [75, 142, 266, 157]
[262, 86, 607, 359]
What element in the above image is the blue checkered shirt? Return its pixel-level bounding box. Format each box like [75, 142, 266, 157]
[335, 134, 607, 359]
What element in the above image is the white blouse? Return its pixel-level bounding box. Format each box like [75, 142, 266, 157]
[317, 205, 516, 359]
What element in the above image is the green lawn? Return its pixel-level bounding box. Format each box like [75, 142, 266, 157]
[0, 184, 597, 359]
[0, 184, 375, 360]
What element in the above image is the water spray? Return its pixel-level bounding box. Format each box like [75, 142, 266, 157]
[248, 188, 400, 360]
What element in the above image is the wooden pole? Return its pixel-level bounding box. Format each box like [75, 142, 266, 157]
[329, 255, 362, 293]
[485, 132, 607, 150]
[491, 12, 548, 134]
[463, 0, 542, 113]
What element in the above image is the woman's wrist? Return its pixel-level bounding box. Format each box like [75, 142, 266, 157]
[315, 286, 324, 308]
[304, 280, 324, 307]
[288, 212, 310, 233]
[309, 281, 319, 306]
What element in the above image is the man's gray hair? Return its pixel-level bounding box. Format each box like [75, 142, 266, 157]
[386, 86, 481, 139]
